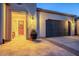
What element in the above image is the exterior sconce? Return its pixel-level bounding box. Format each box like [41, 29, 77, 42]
[6, 3, 10, 6]
[32, 16, 34, 20]
[17, 3, 22, 5]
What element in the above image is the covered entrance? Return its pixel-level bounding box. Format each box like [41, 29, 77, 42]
[46, 19, 67, 37]
[11, 11, 27, 40]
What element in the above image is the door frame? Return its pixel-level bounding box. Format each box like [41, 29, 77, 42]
[11, 10, 28, 40]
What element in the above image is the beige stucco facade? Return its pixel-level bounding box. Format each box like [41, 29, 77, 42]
[3, 3, 37, 40]
[37, 11, 75, 37]
[0, 3, 76, 44]
[76, 20, 79, 35]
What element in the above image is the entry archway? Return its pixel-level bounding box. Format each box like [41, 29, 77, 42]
[11, 11, 27, 40]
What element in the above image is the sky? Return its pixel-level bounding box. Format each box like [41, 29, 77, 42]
[37, 3, 79, 16]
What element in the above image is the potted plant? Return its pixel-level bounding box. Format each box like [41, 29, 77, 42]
[30, 29, 37, 41]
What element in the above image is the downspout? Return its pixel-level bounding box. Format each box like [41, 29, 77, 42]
[74, 17, 77, 35]
[0, 4, 3, 44]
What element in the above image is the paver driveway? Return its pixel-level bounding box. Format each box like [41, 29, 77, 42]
[46, 36, 79, 55]
[0, 37, 75, 56]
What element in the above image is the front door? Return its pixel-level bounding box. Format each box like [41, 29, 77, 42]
[11, 11, 27, 40]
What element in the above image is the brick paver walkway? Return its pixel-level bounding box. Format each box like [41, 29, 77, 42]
[0, 37, 75, 56]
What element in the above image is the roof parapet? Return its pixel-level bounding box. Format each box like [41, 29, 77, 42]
[37, 8, 76, 17]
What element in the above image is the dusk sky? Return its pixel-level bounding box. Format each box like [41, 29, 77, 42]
[37, 3, 79, 16]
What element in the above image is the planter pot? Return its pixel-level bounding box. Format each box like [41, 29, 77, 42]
[31, 34, 37, 41]
[30, 30, 37, 41]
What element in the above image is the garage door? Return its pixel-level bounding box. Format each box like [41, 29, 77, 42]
[11, 11, 27, 40]
[46, 19, 67, 37]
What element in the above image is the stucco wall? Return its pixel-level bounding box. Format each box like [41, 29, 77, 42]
[38, 12, 75, 37]
[77, 20, 79, 35]
[10, 3, 37, 38]
[3, 3, 37, 39]
[0, 4, 3, 44]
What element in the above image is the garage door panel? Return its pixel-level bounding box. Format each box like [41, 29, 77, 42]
[46, 19, 67, 37]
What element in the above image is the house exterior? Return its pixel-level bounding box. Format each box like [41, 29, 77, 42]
[75, 17, 79, 35]
[37, 8, 76, 38]
[0, 3, 37, 44]
[0, 3, 77, 44]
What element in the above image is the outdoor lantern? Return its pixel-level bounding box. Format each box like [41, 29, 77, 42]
[32, 16, 34, 20]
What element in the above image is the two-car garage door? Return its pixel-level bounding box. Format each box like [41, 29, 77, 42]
[46, 19, 68, 37]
